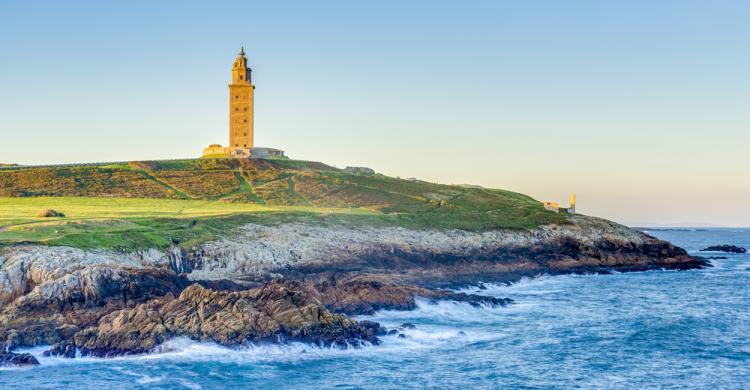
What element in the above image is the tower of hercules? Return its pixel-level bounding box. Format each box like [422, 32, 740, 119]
[201, 47, 285, 159]
[229, 47, 254, 148]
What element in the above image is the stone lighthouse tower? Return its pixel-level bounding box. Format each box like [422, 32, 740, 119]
[229, 47, 254, 149]
[201, 48, 286, 159]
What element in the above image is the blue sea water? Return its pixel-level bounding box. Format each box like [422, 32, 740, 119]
[2, 228, 749, 389]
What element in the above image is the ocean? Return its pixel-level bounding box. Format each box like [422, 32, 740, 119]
[2, 228, 748, 389]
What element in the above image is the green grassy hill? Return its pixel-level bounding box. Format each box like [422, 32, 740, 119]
[0, 158, 566, 250]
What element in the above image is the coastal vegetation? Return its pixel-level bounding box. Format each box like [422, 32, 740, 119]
[0, 161, 707, 364]
[0, 158, 565, 250]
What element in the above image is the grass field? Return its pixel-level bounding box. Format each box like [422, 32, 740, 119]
[0, 196, 376, 225]
[0, 158, 567, 250]
[0, 197, 380, 250]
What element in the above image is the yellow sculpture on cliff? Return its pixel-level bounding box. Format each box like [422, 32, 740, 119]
[543, 193, 576, 214]
[569, 193, 576, 214]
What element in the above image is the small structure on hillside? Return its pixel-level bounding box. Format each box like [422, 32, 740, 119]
[202, 47, 285, 159]
[543, 201, 561, 213]
[569, 193, 576, 214]
[250, 147, 286, 159]
[543, 193, 576, 214]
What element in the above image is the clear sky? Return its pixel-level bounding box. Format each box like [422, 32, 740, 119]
[1, 1, 748, 226]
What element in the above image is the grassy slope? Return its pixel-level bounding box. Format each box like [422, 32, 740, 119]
[0, 158, 566, 250]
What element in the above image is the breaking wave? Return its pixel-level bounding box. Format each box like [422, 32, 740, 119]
[5, 228, 750, 388]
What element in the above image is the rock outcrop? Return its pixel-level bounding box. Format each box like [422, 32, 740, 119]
[183, 215, 707, 287]
[0, 261, 188, 348]
[35, 209, 65, 218]
[1, 348, 39, 367]
[700, 245, 747, 253]
[50, 281, 381, 358]
[309, 276, 512, 315]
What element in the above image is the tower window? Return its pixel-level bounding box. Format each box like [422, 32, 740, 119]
[244, 119, 247, 123]
[235, 95, 238, 99]
[240, 75, 243, 80]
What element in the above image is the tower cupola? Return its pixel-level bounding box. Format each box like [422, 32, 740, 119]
[232, 47, 252, 84]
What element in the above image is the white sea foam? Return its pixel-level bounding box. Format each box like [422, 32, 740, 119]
[10, 274, 608, 368]
[457, 274, 575, 297]
[20, 333, 451, 367]
[18, 300, 503, 367]
[135, 374, 164, 384]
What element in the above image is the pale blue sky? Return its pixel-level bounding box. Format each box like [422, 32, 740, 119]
[1, 1, 748, 226]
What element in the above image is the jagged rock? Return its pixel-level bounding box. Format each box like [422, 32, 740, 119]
[0, 246, 177, 309]
[0, 349, 39, 366]
[43, 341, 76, 358]
[309, 277, 512, 315]
[58, 281, 381, 357]
[700, 245, 747, 253]
[358, 320, 387, 336]
[0, 257, 189, 348]
[426, 291, 512, 308]
[312, 278, 420, 315]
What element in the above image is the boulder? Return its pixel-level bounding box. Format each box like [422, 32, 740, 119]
[35, 209, 65, 218]
[0, 349, 39, 367]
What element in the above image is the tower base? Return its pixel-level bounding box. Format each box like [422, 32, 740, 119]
[201, 144, 286, 159]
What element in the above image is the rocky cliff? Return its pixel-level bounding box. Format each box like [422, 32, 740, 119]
[182, 215, 703, 287]
[0, 214, 707, 362]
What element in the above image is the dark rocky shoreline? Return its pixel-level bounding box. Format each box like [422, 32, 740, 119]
[0, 216, 709, 364]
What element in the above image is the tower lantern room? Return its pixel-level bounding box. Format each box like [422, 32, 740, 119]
[232, 46, 252, 84]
